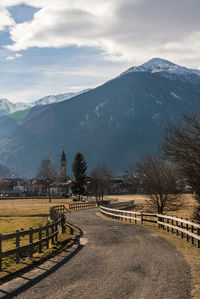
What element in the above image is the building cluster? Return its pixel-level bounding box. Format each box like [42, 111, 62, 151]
[0, 151, 140, 198]
[0, 151, 71, 198]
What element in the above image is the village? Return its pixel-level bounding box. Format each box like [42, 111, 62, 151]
[0, 151, 136, 199]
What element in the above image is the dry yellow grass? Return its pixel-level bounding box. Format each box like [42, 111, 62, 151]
[0, 217, 48, 251]
[107, 194, 196, 220]
[0, 198, 75, 217]
[0, 198, 78, 278]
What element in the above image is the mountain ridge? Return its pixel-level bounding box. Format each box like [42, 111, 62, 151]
[120, 58, 200, 78]
[0, 58, 200, 177]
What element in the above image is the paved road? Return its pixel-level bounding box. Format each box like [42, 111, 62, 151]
[2, 209, 191, 299]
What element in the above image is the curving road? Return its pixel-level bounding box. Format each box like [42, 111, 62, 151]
[1, 208, 191, 298]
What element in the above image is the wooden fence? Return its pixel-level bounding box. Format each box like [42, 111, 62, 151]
[69, 202, 97, 211]
[0, 205, 67, 271]
[100, 205, 200, 248]
[50, 205, 69, 221]
[158, 215, 200, 248]
[100, 206, 157, 224]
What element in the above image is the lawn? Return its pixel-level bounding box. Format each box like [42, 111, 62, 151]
[0, 197, 74, 217]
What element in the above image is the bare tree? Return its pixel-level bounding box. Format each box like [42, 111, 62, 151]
[124, 163, 139, 194]
[162, 113, 200, 219]
[136, 154, 182, 214]
[90, 165, 111, 203]
[37, 157, 56, 202]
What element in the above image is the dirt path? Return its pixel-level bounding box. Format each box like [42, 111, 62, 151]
[1, 208, 191, 298]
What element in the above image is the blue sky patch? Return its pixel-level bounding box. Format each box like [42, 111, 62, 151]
[8, 4, 39, 24]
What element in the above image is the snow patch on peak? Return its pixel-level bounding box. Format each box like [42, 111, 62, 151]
[120, 58, 200, 78]
[0, 98, 30, 116]
[31, 89, 92, 107]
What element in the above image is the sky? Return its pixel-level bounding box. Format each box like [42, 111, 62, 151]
[0, 0, 200, 103]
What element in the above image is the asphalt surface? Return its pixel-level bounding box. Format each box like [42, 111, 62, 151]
[1, 208, 191, 299]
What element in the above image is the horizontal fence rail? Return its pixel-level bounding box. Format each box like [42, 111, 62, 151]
[100, 206, 157, 224]
[157, 214, 200, 248]
[0, 205, 68, 271]
[69, 202, 97, 211]
[100, 204, 200, 248]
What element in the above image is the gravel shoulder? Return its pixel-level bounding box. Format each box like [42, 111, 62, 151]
[0, 208, 191, 299]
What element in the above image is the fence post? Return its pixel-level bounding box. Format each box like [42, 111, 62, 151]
[176, 219, 179, 236]
[181, 218, 184, 239]
[162, 218, 165, 230]
[167, 218, 169, 232]
[29, 228, 33, 258]
[157, 215, 160, 229]
[186, 219, 189, 242]
[129, 212, 131, 223]
[16, 230, 20, 264]
[197, 228, 200, 248]
[51, 225, 55, 245]
[61, 214, 66, 234]
[0, 234, 2, 271]
[55, 223, 58, 242]
[39, 226, 42, 253]
[171, 219, 174, 234]
[141, 213, 143, 225]
[191, 222, 194, 245]
[46, 227, 49, 249]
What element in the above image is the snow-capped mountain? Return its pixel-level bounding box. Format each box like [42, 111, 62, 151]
[0, 89, 91, 116]
[31, 89, 91, 107]
[0, 57, 200, 177]
[120, 58, 200, 79]
[0, 98, 30, 116]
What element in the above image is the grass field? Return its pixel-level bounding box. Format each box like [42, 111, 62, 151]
[0, 198, 77, 278]
[0, 197, 74, 217]
[107, 194, 197, 220]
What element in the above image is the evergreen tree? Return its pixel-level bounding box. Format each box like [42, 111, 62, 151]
[72, 153, 87, 200]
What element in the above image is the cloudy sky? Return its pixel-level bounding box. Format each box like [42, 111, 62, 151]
[0, 0, 200, 103]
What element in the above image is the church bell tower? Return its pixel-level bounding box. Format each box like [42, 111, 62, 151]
[60, 150, 67, 180]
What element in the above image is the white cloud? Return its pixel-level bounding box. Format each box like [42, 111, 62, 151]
[6, 56, 15, 60]
[0, 6, 15, 30]
[0, 0, 200, 67]
[5, 53, 22, 60]
[15, 53, 22, 57]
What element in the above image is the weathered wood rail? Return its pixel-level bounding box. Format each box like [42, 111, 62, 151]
[69, 202, 97, 211]
[100, 206, 157, 224]
[158, 215, 200, 248]
[0, 205, 68, 271]
[100, 205, 200, 248]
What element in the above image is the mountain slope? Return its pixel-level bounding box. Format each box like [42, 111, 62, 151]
[0, 58, 200, 177]
[0, 98, 30, 116]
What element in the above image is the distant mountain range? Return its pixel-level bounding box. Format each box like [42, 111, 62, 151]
[0, 58, 200, 177]
[0, 89, 91, 116]
[0, 99, 30, 116]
